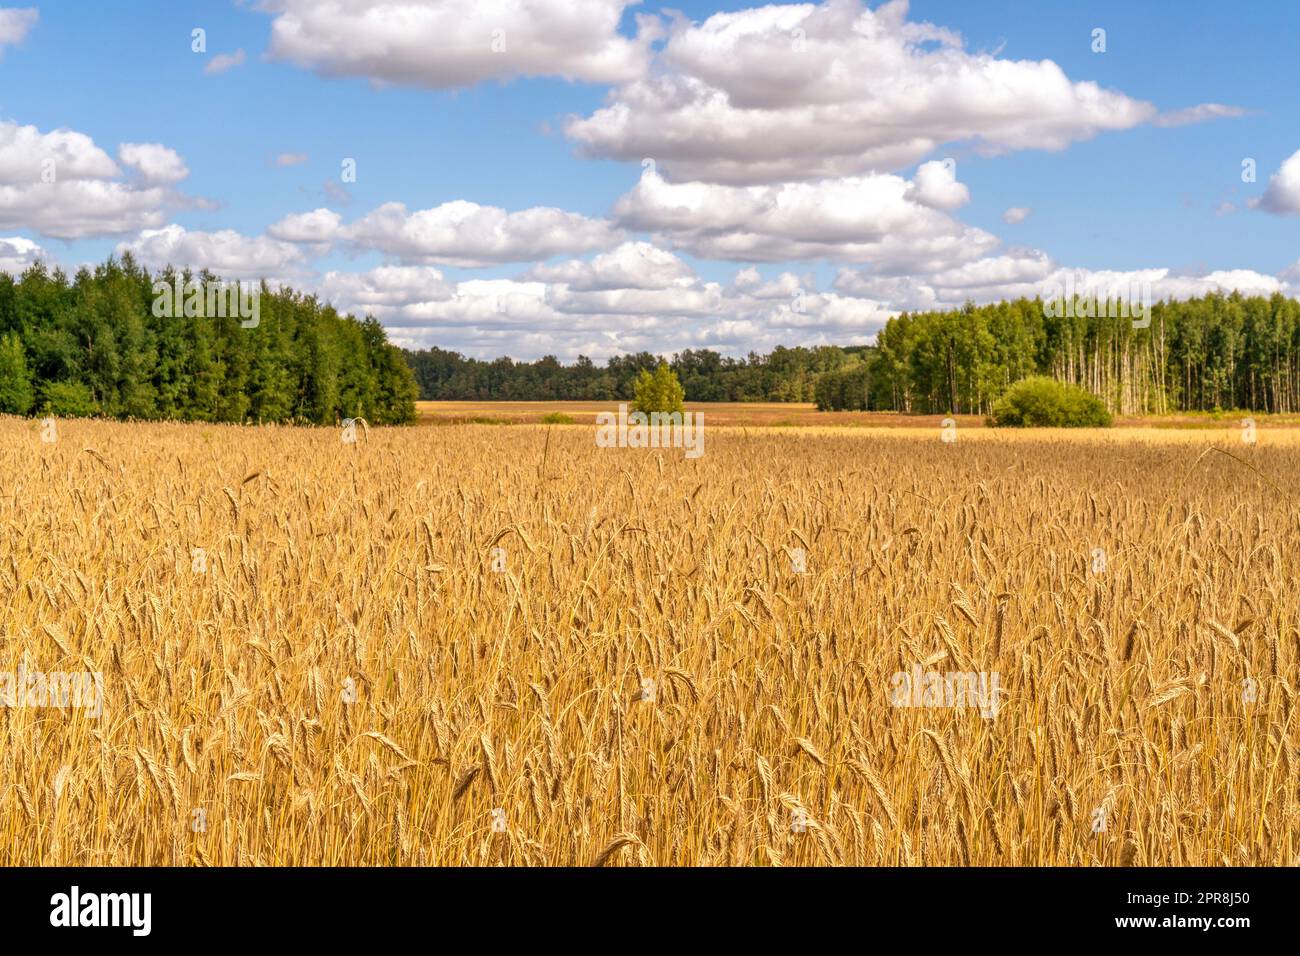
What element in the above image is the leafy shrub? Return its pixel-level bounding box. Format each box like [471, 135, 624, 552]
[541, 412, 575, 424]
[988, 376, 1112, 427]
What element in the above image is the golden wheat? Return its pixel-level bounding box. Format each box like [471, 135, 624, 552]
[0, 416, 1297, 865]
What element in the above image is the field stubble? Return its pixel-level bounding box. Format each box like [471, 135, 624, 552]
[1, 417, 1298, 865]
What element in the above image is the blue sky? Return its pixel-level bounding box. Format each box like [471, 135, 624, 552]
[1, 0, 1298, 359]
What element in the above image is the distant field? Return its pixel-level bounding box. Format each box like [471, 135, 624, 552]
[415, 400, 935, 428]
[417, 400, 1300, 432]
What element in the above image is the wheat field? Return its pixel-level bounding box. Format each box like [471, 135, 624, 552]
[1, 416, 1297, 866]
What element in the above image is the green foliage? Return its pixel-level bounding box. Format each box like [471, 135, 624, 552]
[39, 380, 98, 417]
[814, 361, 874, 410]
[0, 332, 34, 414]
[0, 257, 416, 424]
[631, 361, 685, 415]
[988, 376, 1112, 427]
[402, 345, 860, 403]
[541, 411, 575, 424]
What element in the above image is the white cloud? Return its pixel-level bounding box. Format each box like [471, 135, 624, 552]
[344, 199, 621, 267]
[836, 249, 1054, 309]
[1002, 206, 1031, 224]
[836, 253, 1288, 312]
[545, 282, 722, 316]
[118, 143, 190, 185]
[1255, 149, 1300, 215]
[1153, 103, 1248, 128]
[0, 120, 120, 183]
[905, 160, 969, 211]
[566, 0, 1194, 184]
[316, 256, 894, 360]
[613, 168, 997, 268]
[318, 265, 456, 312]
[1148, 269, 1286, 299]
[262, 0, 655, 88]
[523, 241, 695, 290]
[267, 207, 343, 244]
[204, 49, 247, 75]
[0, 234, 44, 274]
[115, 225, 307, 281]
[0, 180, 169, 239]
[731, 268, 806, 299]
[0, 121, 187, 238]
[0, 7, 37, 56]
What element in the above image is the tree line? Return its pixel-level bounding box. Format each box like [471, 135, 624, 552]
[0, 257, 417, 424]
[403, 344, 872, 403]
[6, 264, 1293, 423]
[820, 292, 1300, 415]
[406, 292, 1294, 416]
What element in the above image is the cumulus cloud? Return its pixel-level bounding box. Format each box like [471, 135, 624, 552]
[115, 225, 308, 281]
[905, 160, 969, 211]
[731, 268, 805, 299]
[546, 282, 723, 316]
[836, 249, 1051, 310]
[523, 240, 695, 290]
[315, 254, 893, 360]
[118, 143, 190, 185]
[0, 7, 36, 56]
[0, 180, 170, 239]
[836, 251, 1288, 312]
[1002, 206, 1031, 224]
[265, 198, 621, 266]
[565, 0, 1200, 184]
[344, 199, 621, 267]
[1254, 149, 1300, 215]
[613, 167, 997, 268]
[261, 0, 655, 88]
[318, 265, 456, 312]
[0, 121, 120, 183]
[0, 121, 187, 238]
[0, 234, 44, 274]
[204, 49, 247, 75]
[267, 207, 343, 244]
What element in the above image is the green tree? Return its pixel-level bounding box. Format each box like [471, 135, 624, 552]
[814, 359, 874, 410]
[0, 331, 34, 414]
[0, 259, 416, 425]
[632, 361, 685, 415]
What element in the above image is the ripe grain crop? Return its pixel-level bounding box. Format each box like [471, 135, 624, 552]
[1, 416, 1297, 865]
